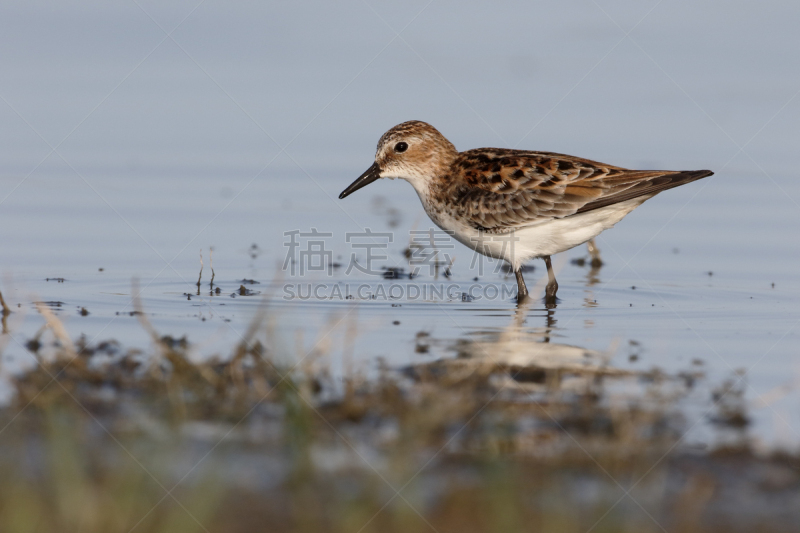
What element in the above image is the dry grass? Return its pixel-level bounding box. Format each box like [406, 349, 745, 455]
[0, 300, 797, 533]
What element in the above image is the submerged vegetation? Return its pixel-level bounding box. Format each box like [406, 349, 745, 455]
[0, 295, 798, 533]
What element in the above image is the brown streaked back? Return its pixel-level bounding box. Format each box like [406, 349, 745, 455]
[437, 148, 713, 232]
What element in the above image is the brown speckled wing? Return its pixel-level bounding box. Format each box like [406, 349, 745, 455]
[442, 149, 712, 233]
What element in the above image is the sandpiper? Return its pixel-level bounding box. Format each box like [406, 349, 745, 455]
[339, 121, 712, 306]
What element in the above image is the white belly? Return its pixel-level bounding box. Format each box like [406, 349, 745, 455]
[420, 194, 652, 270]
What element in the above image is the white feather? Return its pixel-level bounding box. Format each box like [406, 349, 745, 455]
[406, 176, 650, 269]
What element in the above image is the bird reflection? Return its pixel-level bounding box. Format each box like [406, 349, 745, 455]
[406, 297, 617, 390]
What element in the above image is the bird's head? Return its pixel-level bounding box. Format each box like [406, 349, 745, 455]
[339, 120, 457, 199]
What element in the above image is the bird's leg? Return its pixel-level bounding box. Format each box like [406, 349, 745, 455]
[514, 268, 529, 303]
[543, 255, 558, 308]
[587, 238, 603, 268]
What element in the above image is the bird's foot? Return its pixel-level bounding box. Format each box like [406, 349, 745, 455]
[587, 239, 604, 268]
[544, 282, 559, 309]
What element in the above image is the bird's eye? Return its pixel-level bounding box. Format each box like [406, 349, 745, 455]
[394, 142, 408, 153]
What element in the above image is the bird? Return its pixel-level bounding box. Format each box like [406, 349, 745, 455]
[339, 121, 712, 306]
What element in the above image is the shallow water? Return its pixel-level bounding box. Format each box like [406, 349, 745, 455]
[2, 0, 800, 454]
[2, 168, 799, 450]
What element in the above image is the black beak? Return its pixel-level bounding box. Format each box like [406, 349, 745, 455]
[339, 162, 381, 199]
